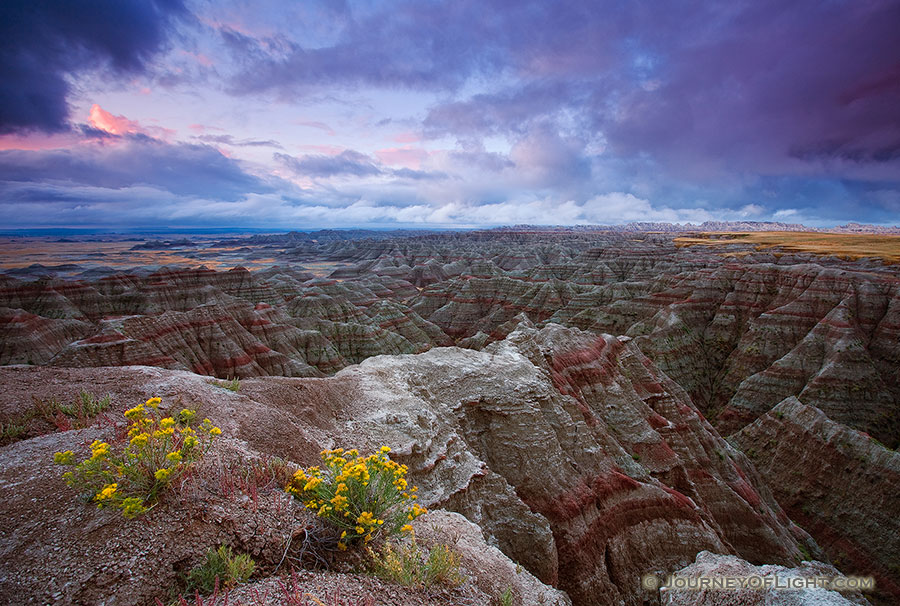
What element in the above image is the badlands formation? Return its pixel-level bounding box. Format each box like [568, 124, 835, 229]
[0, 228, 897, 605]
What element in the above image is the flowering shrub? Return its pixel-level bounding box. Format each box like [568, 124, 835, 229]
[53, 397, 221, 518]
[285, 446, 426, 549]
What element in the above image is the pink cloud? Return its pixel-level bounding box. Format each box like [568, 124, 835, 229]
[88, 105, 176, 140]
[393, 132, 421, 143]
[375, 146, 429, 169]
[89, 104, 145, 136]
[0, 132, 81, 151]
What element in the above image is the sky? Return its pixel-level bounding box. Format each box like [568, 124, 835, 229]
[0, 0, 899, 230]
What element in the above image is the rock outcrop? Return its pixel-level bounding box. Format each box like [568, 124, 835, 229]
[732, 398, 900, 604]
[659, 551, 871, 606]
[0, 322, 816, 606]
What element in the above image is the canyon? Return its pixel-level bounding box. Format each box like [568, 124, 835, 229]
[0, 228, 897, 605]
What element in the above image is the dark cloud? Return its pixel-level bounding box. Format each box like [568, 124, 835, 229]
[416, 0, 900, 185]
[219, 0, 900, 189]
[78, 125, 120, 140]
[0, 0, 186, 133]
[591, 0, 900, 178]
[218, 0, 652, 100]
[220, 1, 522, 96]
[0, 137, 270, 200]
[423, 82, 577, 139]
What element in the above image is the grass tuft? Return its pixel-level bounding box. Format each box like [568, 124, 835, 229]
[497, 586, 515, 606]
[186, 545, 255, 595]
[209, 378, 241, 392]
[0, 390, 111, 445]
[368, 538, 466, 589]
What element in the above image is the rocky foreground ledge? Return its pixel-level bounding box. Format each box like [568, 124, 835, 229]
[0, 323, 887, 605]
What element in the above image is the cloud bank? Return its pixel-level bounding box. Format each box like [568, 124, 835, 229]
[1, 0, 898, 228]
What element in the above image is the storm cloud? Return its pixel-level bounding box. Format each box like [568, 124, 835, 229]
[0, 0, 185, 133]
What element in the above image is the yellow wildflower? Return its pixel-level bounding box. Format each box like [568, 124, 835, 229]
[121, 497, 147, 519]
[357, 511, 376, 526]
[95, 483, 117, 501]
[124, 405, 146, 421]
[130, 433, 149, 447]
[53, 450, 74, 465]
[166, 451, 182, 463]
[159, 417, 176, 430]
[89, 441, 109, 459]
[154, 468, 171, 482]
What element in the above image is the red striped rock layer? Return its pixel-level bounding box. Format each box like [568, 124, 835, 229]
[337, 324, 811, 606]
[294, 232, 717, 288]
[413, 276, 587, 338]
[0, 267, 450, 378]
[0, 308, 92, 365]
[733, 398, 900, 605]
[5, 231, 899, 448]
[553, 262, 900, 446]
[316, 234, 900, 446]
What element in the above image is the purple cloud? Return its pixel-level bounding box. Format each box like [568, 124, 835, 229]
[0, 0, 186, 133]
[193, 134, 284, 149]
[276, 150, 381, 178]
[0, 135, 271, 200]
[276, 150, 448, 182]
[593, 0, 900, 179]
